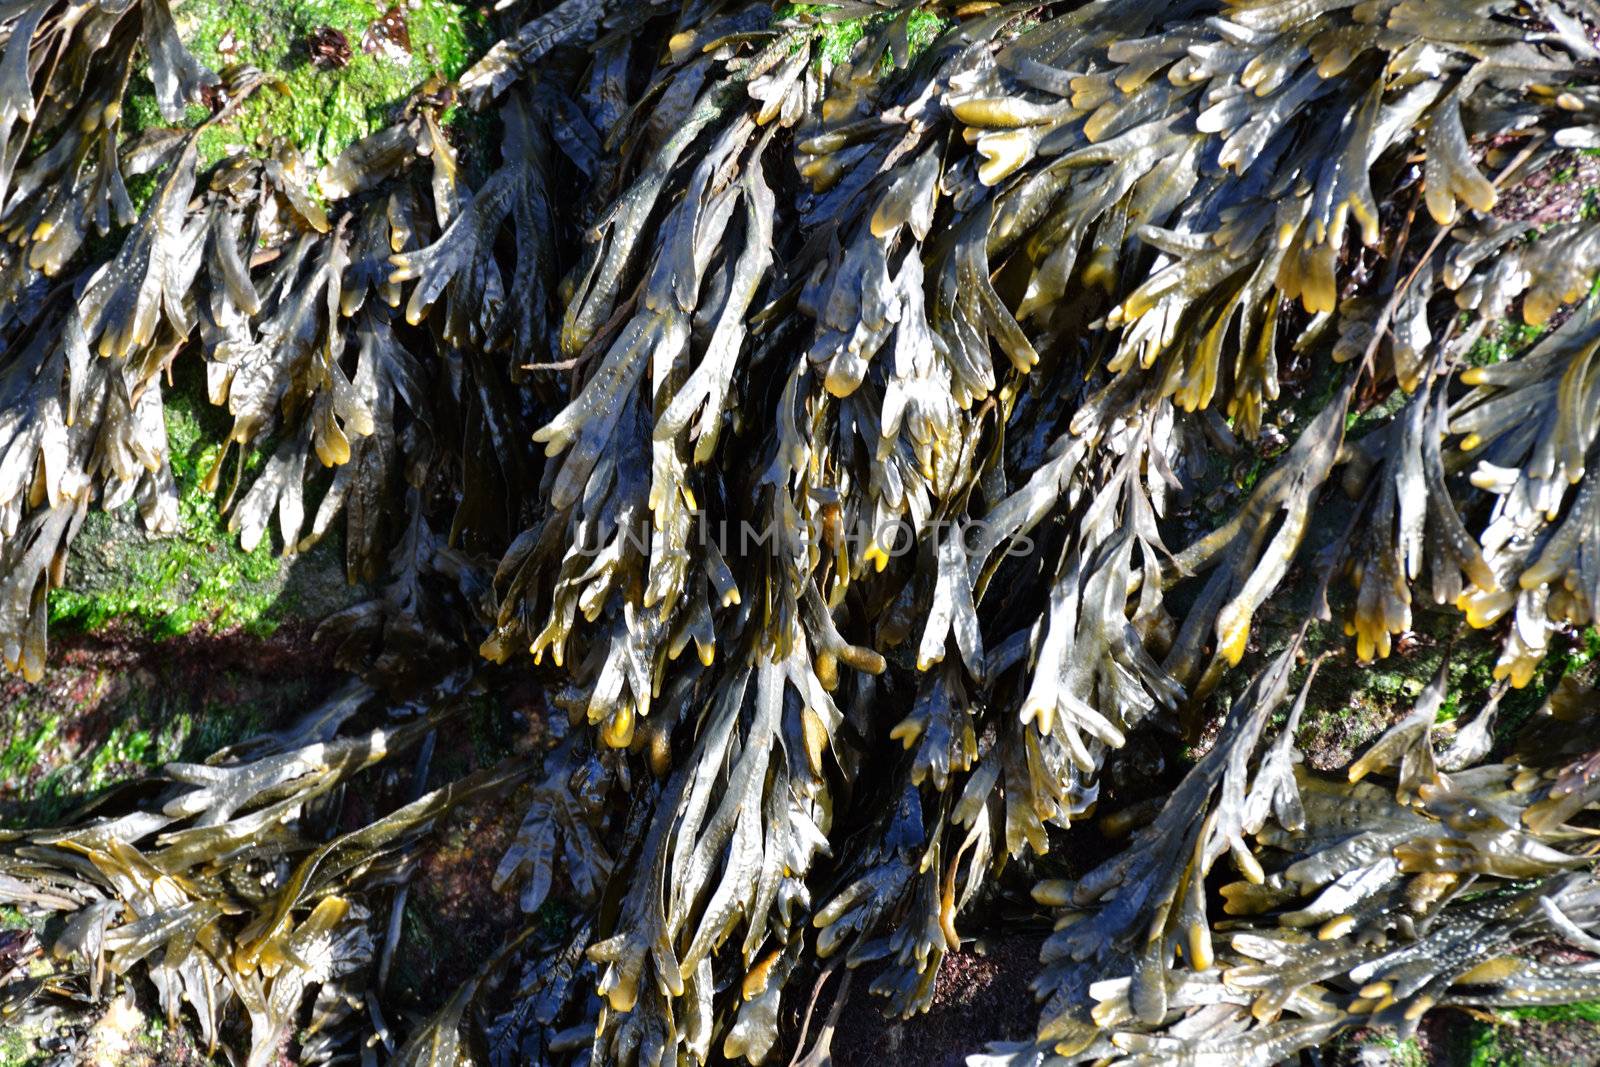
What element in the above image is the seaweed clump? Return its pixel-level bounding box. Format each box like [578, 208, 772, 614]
[0, 0, 1597, 1063]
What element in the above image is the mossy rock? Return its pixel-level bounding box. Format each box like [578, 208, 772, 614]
[1446, 1004, 1600, 1067]
[50, 381, 371, 640]
[124, 0, 493, 173]
[0, 619, 351, 828]
[777, 4, 951, 68]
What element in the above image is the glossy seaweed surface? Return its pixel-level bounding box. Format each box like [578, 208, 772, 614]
[0, 0, 1599, 1063]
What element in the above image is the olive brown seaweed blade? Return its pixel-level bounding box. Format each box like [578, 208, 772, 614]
[0, 683, 529, 1066]
[454, 0, 1600, 1057]
[1010, 676, 1600, 1066]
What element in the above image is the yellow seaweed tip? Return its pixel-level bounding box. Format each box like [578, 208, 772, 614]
[1187, 923, 1215, 970]
[601, 706, 634, 748]
[1316, 914, 1355, 940]
[1216, 604, 1251, 666]
[889, 716, 923, 747]
[741, 949, 781, 1001]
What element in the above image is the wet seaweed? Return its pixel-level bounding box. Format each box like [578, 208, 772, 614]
[0, 0, 1596, 1062]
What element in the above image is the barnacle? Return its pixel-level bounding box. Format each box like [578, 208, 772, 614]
[0, 0, 1599, 1062]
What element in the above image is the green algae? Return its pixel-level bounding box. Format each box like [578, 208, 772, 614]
[123, 0, 489, 172]
[1, 669, 290, 830]
[47, 387, 285, 639]
[0, 710, 60, 796]
[0, 691, 188, 826]
[47, 351, 372, 641]
[1467, 319, 1547, 369]
[1279, 615, 1598, 772]
[1458, 1003, 1600, 1067]
[1376, 1033, 1427, 1067]
[1343, 384, 1408, 437]
[777, 4, 950, 69]
[1507, 1002, 1600, 1024]
[0, 1026, 41, 1067]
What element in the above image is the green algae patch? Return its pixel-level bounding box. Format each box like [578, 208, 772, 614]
[0, 629, 326, 830]
[1284, 613, 1600, 772]
[1467, 318, 1547, 369]
[48, 379, 364, 641]
[1361, 1032, 1427, 1067]
[0, 1022, 44, 1067]
[0, 693, 256, 828]
[0, 703, 192, 824]
[125, 0, 490, 171]
[1453, 1002, 1600, 1067]
[777, 4, 950, 69]
[49, 390, 281, 638]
